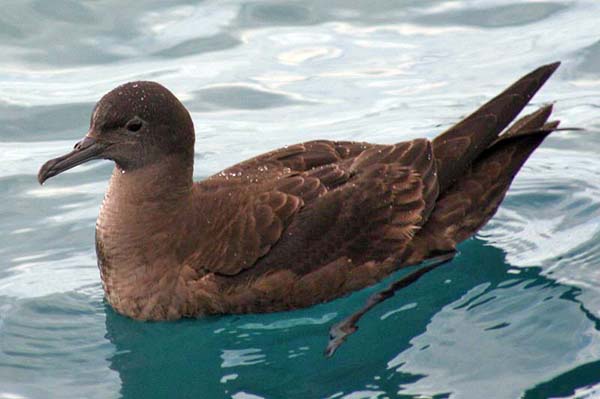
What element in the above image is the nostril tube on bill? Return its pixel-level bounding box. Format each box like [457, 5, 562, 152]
[73, 136, 97, 151]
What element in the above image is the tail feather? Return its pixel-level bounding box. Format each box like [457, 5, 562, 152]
[493, 104, 555, 143]
[432, 62, 561, 193]
[408, 105, 559, 260]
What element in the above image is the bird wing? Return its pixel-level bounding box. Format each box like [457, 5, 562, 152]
[202, 140, 374, 188]
[191, 139, 439, 278]
[432, 62, 560, 192]
[186, 188, 303, 276]
[236, 139, 439, 279]
[406, 105, 558, 263]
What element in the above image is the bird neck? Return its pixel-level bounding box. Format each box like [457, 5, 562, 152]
[95, 153, 197, 319]
[97, 153, 195, 243]
[109, 153, 194, 204]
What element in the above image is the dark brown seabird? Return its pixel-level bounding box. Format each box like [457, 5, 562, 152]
[39, 62, 563, 324]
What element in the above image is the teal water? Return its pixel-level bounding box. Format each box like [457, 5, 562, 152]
[1, 1, 600, 398]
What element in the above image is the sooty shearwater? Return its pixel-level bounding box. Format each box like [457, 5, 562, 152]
[38, 62, 564, 324]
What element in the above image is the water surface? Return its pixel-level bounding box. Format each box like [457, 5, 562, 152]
[1, 1, 600, 398]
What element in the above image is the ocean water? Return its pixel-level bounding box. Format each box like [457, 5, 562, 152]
[1, 1, 600, 398]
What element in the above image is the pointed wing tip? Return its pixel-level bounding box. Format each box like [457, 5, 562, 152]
[543, 120, 561, 130]
[524, 61, 561, 88]
[548, 60, 561, 69]
[537, 61, 561, 78]
[532, 103, 554, 122]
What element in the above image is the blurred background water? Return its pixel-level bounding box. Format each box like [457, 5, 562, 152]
[1, 1, 600, 398]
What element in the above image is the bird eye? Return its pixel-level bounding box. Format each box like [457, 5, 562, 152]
[126, 120, 143, 132]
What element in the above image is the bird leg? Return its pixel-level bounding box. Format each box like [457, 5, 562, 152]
[324, 250, 456, 357]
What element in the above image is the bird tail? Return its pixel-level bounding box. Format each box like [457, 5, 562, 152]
[326, 105, 562, 355]
[414, 104, 559, 252]
[432, 62, 561, 193]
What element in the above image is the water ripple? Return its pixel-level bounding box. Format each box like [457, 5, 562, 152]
[1, 0, 600, 398]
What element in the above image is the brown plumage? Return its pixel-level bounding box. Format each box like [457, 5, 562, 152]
[38, 62, 562, 321]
